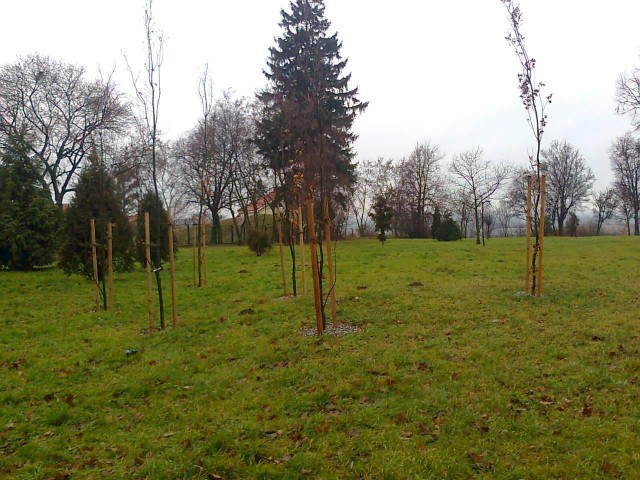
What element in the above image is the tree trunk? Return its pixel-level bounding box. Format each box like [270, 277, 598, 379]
[474, 200, 481, 245]
[557, 211, 566, 237]
[481, 202, 485, 246]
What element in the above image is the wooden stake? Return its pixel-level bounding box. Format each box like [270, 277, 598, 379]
[275, 210, 288, 296]
[536, 174, 547, 297]
[323, 197, 337, 327]
[298, 206, 306, 295]
[525, 175, 532, 295]
[167, 209, 178, 327]
[144, 212, 154, 331]
[90, 219, 100, 310]
[192, 223, 197, 287]
[106, 222, 114, 310]
[306, 199, 323, 335]
[201, 215, 208, 287]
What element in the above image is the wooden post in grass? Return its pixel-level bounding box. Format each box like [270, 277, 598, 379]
[323, 197, 337, 327]
[306, 199, 323, 335]
[298, 205, 306, 295]
[275, 210, 288, 296]
[106, 222, 114, 310]
[536, 174, 547, 297]
[200, 215, 208, 287]
[525, 175, 532, 294]
[144, 212, 154, 331]
[167, 209, 178, 327]
[192, 223, 197, 286]
[90, 219, 100, 310]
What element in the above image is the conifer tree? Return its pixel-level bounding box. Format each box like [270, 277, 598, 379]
[136, 192, 174, 268]
[431, 206, 442, 239]
[0, 132, 60, 270]
[59, 151, 134, 308]
[433, 214, 463, 242]
[369, 194, 393, 244]
[256, 0, 367, 324]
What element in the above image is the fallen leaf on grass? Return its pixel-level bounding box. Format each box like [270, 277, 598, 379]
[162, 432, 175, 438]
[466, 452, 494, 471]
[264, 430, 283, 440]
[417, 423, 430, 435]
[602, 462, 617, 476]
[475, 423, 490, 433]
[46, 472, 70, 480]
[315, 421, 330, 434]
[413, 362, 429, 372]
[433, 415, 446, 426]
[539, 394, 554, 405]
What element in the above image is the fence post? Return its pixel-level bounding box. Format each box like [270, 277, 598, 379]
[306, 199, 323, 335]
[167, 209, 178, 327]
[536, 174, 547, 297]
[144, 212, 154, 331]
[275, 210, 288, 296]
[323, 198, 337, 326]
[298, 205, 307, 295]
[107, 222, 114, 310]
[90, 219, 100, 310]
[525, 175, 532, 294]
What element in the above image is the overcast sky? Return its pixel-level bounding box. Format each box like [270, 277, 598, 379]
[2, 0, 640, 190]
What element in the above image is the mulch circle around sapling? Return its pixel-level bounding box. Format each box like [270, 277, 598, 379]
[299, 323, 362, 337]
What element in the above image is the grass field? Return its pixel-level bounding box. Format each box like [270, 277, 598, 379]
[1, 236, 639, 479]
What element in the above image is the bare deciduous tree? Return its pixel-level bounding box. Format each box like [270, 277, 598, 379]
[449, 147, 510, 245]
[609, 133, 640, 235]
[501, 0, 552, 293]
[592, 188, 617, 236]
[349, 158, 383, 237]
[126, 0, 166, 327]
[542, 140, 594, 236]
[495, 199, 514, 237]
[0, 55, 128, 206]
[616, 61, 640, 129]
[395, 141, 444, 238]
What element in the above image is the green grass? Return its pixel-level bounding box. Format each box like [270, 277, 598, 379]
[1, 236, 639, 479]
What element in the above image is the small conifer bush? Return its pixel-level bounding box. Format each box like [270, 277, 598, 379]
[248, 229, 271, 256]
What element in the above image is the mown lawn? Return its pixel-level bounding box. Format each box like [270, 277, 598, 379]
[1, 236, 639, 479]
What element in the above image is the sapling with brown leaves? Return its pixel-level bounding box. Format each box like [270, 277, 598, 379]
[501, 0, 552, 294]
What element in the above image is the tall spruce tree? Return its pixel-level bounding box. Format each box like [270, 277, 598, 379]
[59, 151, 134, 309]
[256, 0, 367, 323]
[0, 132, 60, 270]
